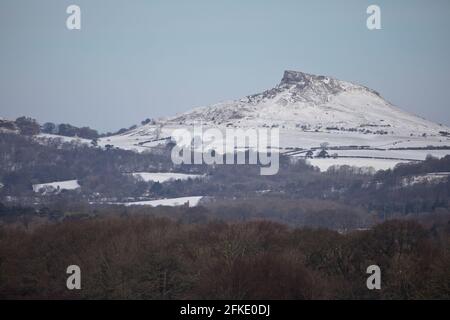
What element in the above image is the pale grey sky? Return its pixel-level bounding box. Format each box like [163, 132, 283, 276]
[1, 0, 450, 132]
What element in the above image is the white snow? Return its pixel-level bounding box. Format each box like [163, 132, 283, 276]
[401, 172, 450, 186]
[97, 127, 169, 152]
[307, 158, 406, 172]
[32, 180, 80, 193]
[121, 196, 203, 207]
[36, 134, 92, 145]
[132, 172, 204, 183]
[328, 149, 450, 161]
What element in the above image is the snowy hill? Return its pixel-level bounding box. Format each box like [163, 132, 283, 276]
[98, 70, 450, 171]
[168, 70, 444, 135]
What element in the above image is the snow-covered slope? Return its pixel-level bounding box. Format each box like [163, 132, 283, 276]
[99, 70, 450, 171]
[167, 70, 446, 135]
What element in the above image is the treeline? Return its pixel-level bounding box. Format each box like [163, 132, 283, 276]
[344, 156, 450, 218]
[41, 122, 99, 139]
[0, 117, 101, 139]
[0, 215, 448, 299]
[0, 115, 155, 139]
[41, 121, 149, 139]
[0, 117, 41, 136]
[374, 155, 450, 183]
[0, 196, 375, 231]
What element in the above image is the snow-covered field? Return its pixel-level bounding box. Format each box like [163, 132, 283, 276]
[325, 149, 450, 161]
[132, 172, 204, 183]
[98, 123, 450, 172]
[276, 129, 450, 150]
[299, 148, 450, 172]
[99, 124, 450, 151]
[401, 172, 450, 186]
[307, 158, 407, 172]
[36, 134, 91, 145]
[32, 180, 80, 193]
[121, 196, 203, 207]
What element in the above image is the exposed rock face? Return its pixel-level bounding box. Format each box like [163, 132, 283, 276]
[254, 70, 347, 105]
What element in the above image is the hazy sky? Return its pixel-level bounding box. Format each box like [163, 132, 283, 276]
[1, 0, 450, 132]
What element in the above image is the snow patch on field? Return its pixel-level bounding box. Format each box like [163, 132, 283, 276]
[132, 172, 204, 183]
[307, 158, 405, 172]
[36, 134, 91, 145]
[122, 196, 203, 207]
[32, 180, 80, 193]
[402, 172, 450, 186]
[331, 149, 450, 161]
